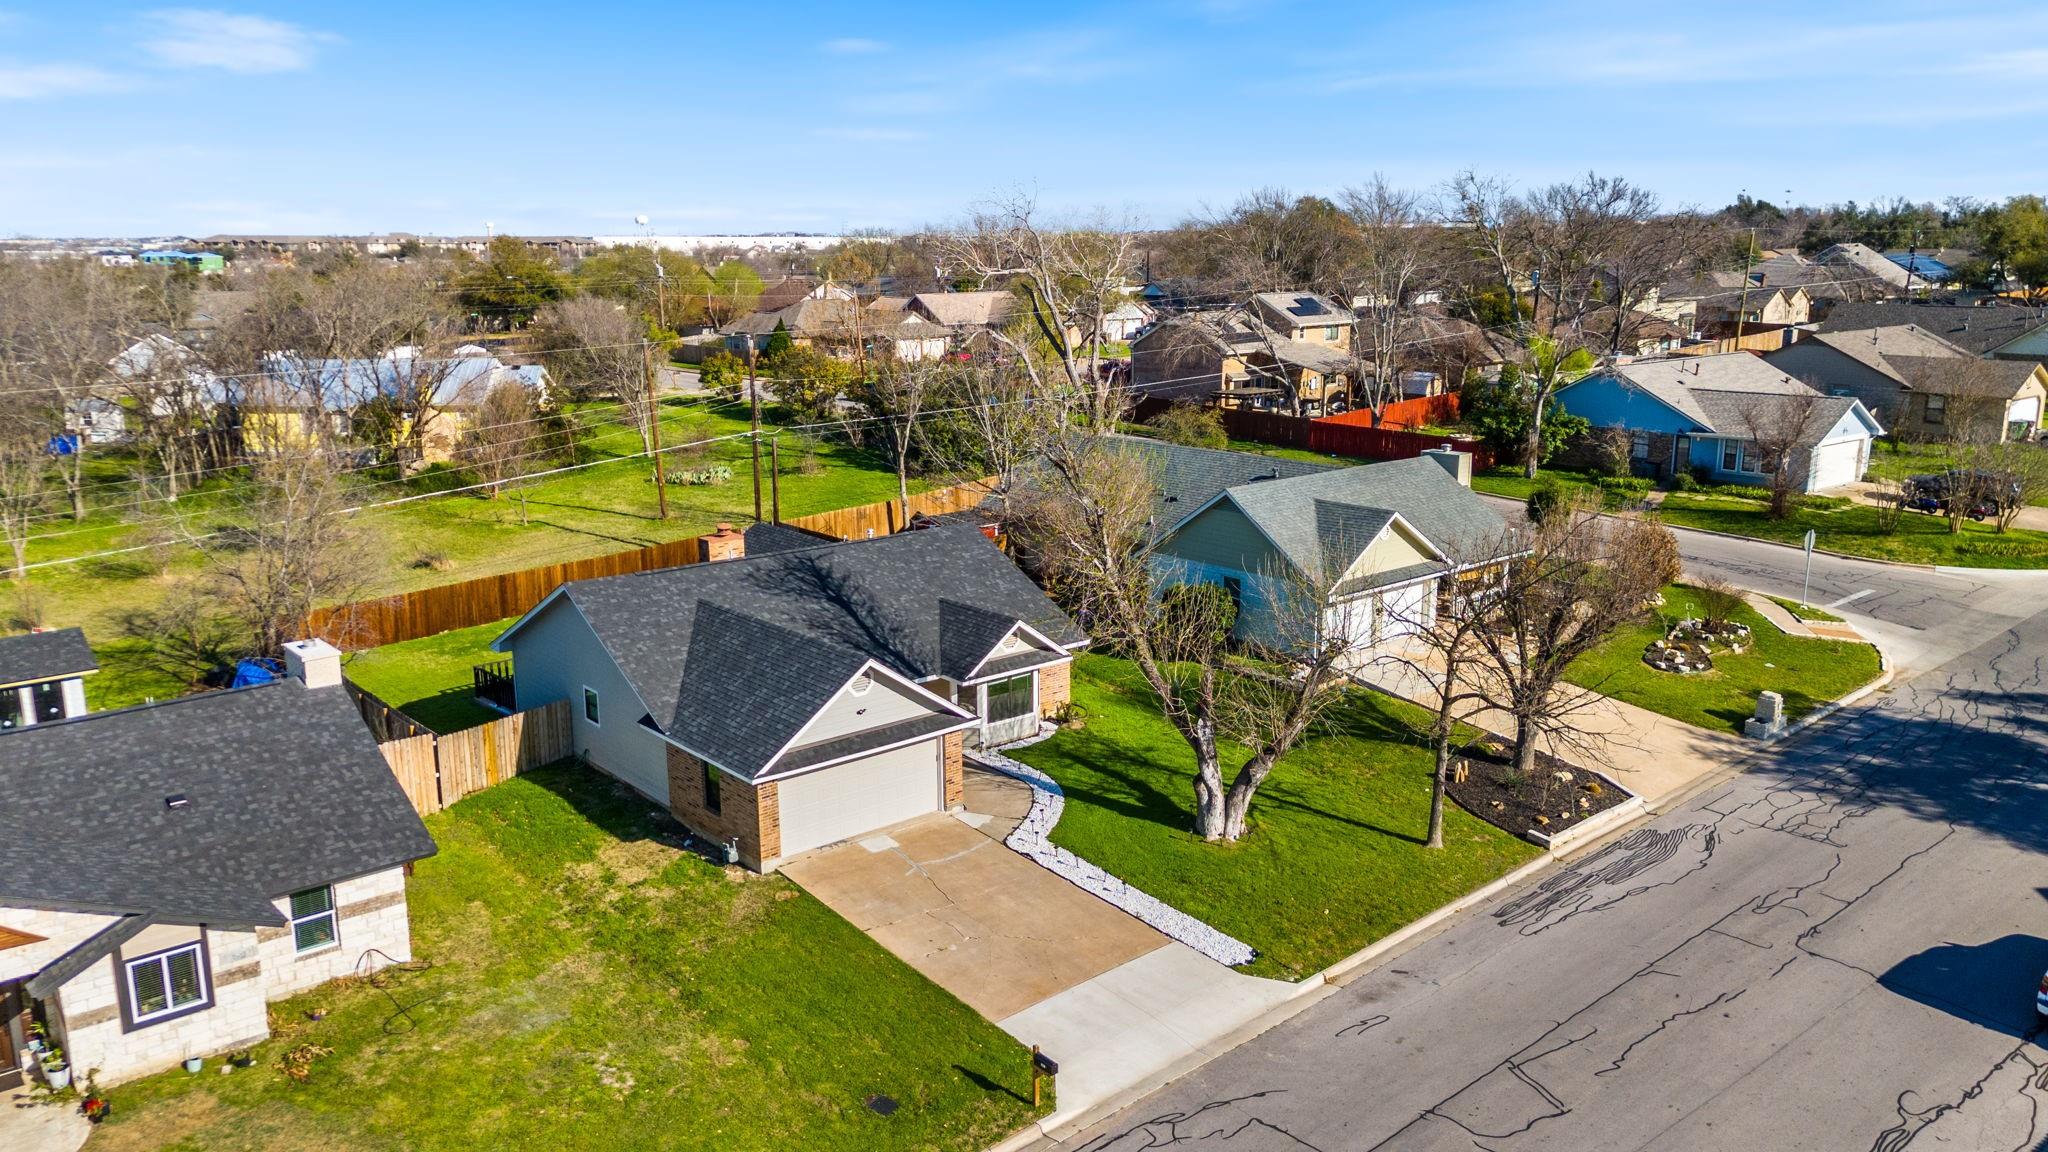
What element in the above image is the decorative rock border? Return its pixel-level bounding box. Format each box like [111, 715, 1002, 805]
[970, 727, 1259, 968]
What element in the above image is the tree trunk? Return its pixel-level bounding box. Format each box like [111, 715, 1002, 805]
[1523, 402, 1544, 480]
[7, 538, 24, 579]
[1190, 724, 1229, 839]
[1513, 709, 1541, 777]
[1428, 737, 1451, 849]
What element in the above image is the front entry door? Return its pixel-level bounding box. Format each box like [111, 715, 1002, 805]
[1672, 434, 1692, 481]
[0, 981, 22, 1091]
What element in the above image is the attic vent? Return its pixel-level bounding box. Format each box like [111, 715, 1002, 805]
[849, 672, 872, 696]
[165, 794, 190, 810]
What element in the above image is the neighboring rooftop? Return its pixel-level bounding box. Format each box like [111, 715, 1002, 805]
[910, 290, 1020, 328]
[1604, 352, 1868, 437]
[497, 525, 1086, 780]
[1799, 325, 1972, 384]
[0, 627, 98, 688]
[1817, 301, 2048, 357]
[0, 679, 437, 927]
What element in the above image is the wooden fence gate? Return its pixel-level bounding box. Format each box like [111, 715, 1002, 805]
[378, 698, 573, 816]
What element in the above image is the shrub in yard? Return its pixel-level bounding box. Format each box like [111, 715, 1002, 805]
[698, 350, 746, 399]
[1635, 515, 1683, 588]
[1672, 473, 1699, 492]
[1146, 401, 1229, 450]
[1694, 578, 1745, 631]
[1584, 427, 1633, 478]
[1597, 475, 1653, 500]
[412, 551, 453, 572]
[1527, 476, 1567, 524]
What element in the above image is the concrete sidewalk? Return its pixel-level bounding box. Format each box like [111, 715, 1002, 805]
[1354, 648, 1748, 808]
[1, 1087, 89, 1152]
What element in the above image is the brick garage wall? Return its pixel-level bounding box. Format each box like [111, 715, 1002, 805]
[55, 928, 269, 1085]
[254, 867, 412, 1000]
[1038, 661, 1073, 717]
[942, 732, 964, 809]
[667, 745, 779, 869]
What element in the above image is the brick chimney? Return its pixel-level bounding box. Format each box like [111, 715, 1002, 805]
[281, 638, 343, 689]
[699, 522, 745, 563]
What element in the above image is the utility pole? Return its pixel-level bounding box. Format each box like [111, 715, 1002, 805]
[746, 334, 763, 522]
[1902, 231, 1921, 298]
[644, 341, 669, 521]
[769, 435, 781, 523]
[1733, 227, 1758, 343]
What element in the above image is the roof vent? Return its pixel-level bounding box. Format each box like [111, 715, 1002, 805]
[165, 794, 190, 810]
[850, 671, 872, 696]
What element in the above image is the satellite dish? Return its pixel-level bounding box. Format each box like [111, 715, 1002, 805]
[635, 214, 649, 227]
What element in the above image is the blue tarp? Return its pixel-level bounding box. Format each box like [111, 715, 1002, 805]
[230, 658, 283, 688]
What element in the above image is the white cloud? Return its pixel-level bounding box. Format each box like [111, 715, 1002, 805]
[0, 62, 127, 99]
[822, 37, 887, 55]
[142, 9, 334, 74]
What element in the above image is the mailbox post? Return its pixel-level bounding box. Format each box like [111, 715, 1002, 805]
[1030, 1046, 1059, 1107]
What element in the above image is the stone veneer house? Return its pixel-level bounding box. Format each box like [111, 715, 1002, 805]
[491, 524, 1088, 872]
[0, 627, 96, 730]
[0, 641, 436, 1087]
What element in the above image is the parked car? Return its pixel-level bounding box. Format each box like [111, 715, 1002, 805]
[1902, 471, 2019, 521]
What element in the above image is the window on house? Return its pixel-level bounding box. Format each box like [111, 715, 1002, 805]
[1630, 432, 1651, 459]
[1721, 440, 1762, 473]
[583, 687, 600, 724]
[703, 762, 722, 815]
[289, 886, 338, 954]
[125, 943, 209, 1024]
[1924, 394, 1946, 424]
[984, 674, 1036, 725]
[31, 681, 63, 723]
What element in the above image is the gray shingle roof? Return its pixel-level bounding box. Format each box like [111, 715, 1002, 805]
[1818, 302, 2048, 357]
[1882, 356, 2043, 397]
[1217, 455, 1512, 570]
[0, 627, 98, 687]
[1107, 436, 1337, 530]
[513, 526, 1085, 780]
[1604, 353, 1819, 429]
[0, 680, 436, 927]
[1794, 326, 1972, 385]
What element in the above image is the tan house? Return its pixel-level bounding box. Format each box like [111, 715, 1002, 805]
[491, 525, 1087, 872]
[0, 642, 435, 1087]
[1129, 291, 1358, 414]
[1767, 325, 2045, 441]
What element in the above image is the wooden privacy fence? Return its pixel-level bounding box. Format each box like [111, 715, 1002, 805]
[1314, 393, 1463, 431]
[1128, 400, 1495, 470]
[305, 476, 998, 648]
[379, 699, 573, 816]
[1676, 328, 1794, 356]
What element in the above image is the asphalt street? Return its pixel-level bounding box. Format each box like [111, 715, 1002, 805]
[1046, 532, 2048, 1151]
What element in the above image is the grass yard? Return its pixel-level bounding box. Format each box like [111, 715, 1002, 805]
[1565, 585, 1882, 734]
[1765, 595, 1844, 624]
[342, 617, 519, 733]
[14, 397, 926, 709]
[1009, 655, 1539, 982]
[88, 763, 1044, 1152]
[1469, 466, 1602, 502]
[1654, 492, 2048, 568]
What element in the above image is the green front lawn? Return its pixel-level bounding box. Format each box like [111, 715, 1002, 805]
[1565, 585, 1882, 734]
[90, 764, 1043, 1152]
[1009, 655, 1539, 982]
[342, 617, 520, 733]
[1765, 595, 1844, 624]
[1469, 465, 1602, 502]
[1654, 492, 2048, 568]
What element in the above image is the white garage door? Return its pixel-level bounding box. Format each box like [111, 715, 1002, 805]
[775, 740, 942, 858]
[1808, 439, 1863, 492]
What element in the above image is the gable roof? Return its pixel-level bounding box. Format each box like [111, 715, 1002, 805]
[1213, 455, 1507, 568]
[1881, 356, 2044, 398]
[0, 627, 98, 688]
[1586, 353, 1879, 442]
[910, 290, 1019, 328]
[1817, 302, 2048, 357]
[1106, 436, 1335, 530]
[499, 526, 1085, 780]
[1798, 325, 1971, 385]
[0, 680, 436, 927]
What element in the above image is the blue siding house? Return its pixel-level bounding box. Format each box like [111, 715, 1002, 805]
[1554, 353, 1883, 493]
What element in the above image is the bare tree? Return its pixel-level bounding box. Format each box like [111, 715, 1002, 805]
[924, 341, 1063, 514]
[460, 382, 540, 498]
[934, 196, 1141, 427]
[1467, 496, 1674, 776]
[1339, 177, 1439, 423]
[1737, 389, 1830, 519]
[0, 424, 51, 578]
[1445, 171, 1530, 318]
[0, 259, 139, 520]
[846, 355, 945, 523]
[532, 297, 653, 449]
[1987, 441, 2048, 534]
[1011, 434, 1358, 841]
[1166, 188, 1359, 300]
[197, 446, 369, 657]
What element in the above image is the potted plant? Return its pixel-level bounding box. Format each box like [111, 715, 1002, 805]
[41, 1044, 70, 1090]
[80, 1094, 110, 1124]
[23, 1019, 47, 1058]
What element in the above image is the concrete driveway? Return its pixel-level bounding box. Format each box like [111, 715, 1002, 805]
[781, 812, 1168, 1020]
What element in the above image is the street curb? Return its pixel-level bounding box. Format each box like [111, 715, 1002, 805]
[1659, 519, 2048, 577]
[1525, 795, 1648, 854]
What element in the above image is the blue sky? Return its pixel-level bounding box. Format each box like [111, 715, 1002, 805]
[3, 1, 2046, 237]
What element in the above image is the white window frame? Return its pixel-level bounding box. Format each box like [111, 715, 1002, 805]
[125, 941, 210, 1025]
[582, 685, 601, 726]
[289, 885, 340, 956]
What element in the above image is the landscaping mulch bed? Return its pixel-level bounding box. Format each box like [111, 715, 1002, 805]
[1447, 745, 1630, 841]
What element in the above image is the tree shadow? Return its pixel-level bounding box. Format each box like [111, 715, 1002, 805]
[1879, 934, 2048, 1039]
